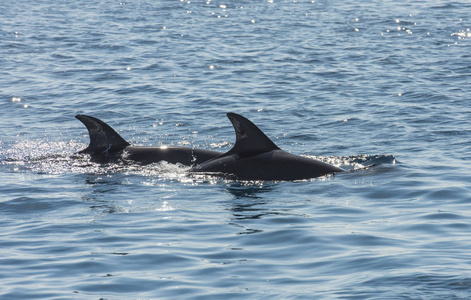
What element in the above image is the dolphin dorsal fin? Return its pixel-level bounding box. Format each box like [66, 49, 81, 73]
[225, 113, 280, 156]
[76, 115, 130, 155]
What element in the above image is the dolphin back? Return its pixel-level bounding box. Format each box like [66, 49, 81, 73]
[76, 115, 130, 156]
[191, 113, 344, 181]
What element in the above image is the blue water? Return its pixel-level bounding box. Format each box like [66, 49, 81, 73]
[1, 0, 471, 298]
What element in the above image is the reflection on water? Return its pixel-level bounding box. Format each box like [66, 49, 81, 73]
[224, 182, 276, 199]
[81, 174, 128, 214]
[225, 183, 274, 224]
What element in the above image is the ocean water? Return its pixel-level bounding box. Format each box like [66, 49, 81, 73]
[1, 0, 471, 298]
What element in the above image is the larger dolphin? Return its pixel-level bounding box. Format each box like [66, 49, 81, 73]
[190, 113, 344, 181]
[76, 115, 221, 165]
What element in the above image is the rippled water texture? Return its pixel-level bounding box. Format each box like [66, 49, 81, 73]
[1, 0, 471, 299]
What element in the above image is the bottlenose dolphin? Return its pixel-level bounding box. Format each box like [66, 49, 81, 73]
[76, 115, 221, 165]
[190, 113, 344, 181]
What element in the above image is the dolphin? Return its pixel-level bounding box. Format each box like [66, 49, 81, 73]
[190, 113, 344, 181]
[76, 115, 222, 165]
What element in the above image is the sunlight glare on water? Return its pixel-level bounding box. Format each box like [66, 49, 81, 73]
[0, 0, 470, 299]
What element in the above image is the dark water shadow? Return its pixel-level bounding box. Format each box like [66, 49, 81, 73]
[78, 173, 130, 215]
[224, 182, 277, 199]
[222, 182, 277, 222]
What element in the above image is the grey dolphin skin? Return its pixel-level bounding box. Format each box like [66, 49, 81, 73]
[190, 113, 344, 181]
[76, 115, 222, 165]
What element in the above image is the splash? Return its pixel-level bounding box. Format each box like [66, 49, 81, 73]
[1, 139, 396, 183]
[305, 154, 396, 171]
[0, 139, 189, 178]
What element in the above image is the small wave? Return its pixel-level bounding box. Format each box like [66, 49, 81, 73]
[306, 154, 396, 171]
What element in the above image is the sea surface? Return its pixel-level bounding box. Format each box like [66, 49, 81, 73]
[1, 0, 471, 299]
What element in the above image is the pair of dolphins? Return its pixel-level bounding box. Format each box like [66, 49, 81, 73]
[76, 113, 344, 181]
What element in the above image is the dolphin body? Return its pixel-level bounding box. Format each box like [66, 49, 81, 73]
[76, 115, 221, 165]
[190, 113, 344, 181]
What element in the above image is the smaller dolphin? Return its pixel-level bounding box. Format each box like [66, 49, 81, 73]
[190, 113, 344, 181]
[76, 115, 221, 165]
